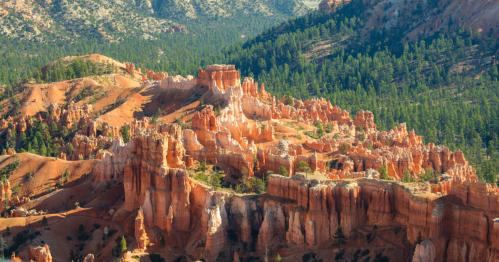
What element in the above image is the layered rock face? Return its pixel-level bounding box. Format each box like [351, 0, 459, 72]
[145, 69, 168, 82]
[94, 137, 133, 182]
[241, 77, 270, 99]
[198, 65, 240, 92]
[412, 239, 436, 262]
[264, 174, 499, 262]
[68, 118, 155, 161]
[197, 188, 231, 260]
[123, 130, 190, 231]
[275, 97, 355, 127]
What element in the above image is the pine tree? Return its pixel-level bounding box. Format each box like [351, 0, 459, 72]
[39, 143, 47, 156]
[332, 225, 347, 251]
[0, 235, 7, 261]
[160, 237, 165, 247]
[209, 173, 221, 190]
[20, 131, 27, 149]
[120, 126, 131, 143]
[279, 166, 288, 176]
[53, 143, 60, 157]
[378, 166, 390, 180]
[41, 216, 48, 228]
[120, 236, 127, 253]
[276, 253, 282, 262]
[50, 122, 58, 136]
[61, 127, 69, 139]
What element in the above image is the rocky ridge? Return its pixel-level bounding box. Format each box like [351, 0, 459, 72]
[1, 62, 498, 262]
[87, 64, 497, 261]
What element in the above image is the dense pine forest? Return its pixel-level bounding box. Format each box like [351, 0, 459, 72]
[2, 1, 499, 183]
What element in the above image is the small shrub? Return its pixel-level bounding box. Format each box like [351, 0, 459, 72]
[335, 250, 345, 261]
[12, 184, 21, 194]
[302, 253, 311, 262]
[217, 251, 225, 260]
[194, 173, 209, 182]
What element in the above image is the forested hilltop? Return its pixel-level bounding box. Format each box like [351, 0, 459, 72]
[0, 13, 288, 91]
[0, 0, 308, 90]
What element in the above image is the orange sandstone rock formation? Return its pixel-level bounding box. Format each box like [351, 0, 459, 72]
[83, 254, 95, 262]
[123, 130, 190, 231]
[23, 63, 495, 262]
[264, 174, 499, 261]
[0, 180, 11, 213]
[135, 207, 149, 251]
[29, 245, 52, 262]
[198, 65, 240, 92]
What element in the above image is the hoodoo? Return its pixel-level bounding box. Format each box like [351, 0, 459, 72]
[0, 61, 497, 262]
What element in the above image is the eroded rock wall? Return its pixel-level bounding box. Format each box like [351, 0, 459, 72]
[263, 174, 499, 262]
[123, 131, 190, 230]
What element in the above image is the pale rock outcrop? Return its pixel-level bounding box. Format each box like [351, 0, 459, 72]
[286, 210, 305, 245]
[68, 135, 113, 160]
[230, 197, 253, 243]
[29, 245, 52, 262]
[191, 185, 231, 261]
[0, 180, 11, 213]
[198, 64, 240, 92]
[257, 201, 285, 247]
[94, 137, 133, 182]
[135, 207, 149, 251]
[166, 205, 173, 234]
[318, 0, 348, 13]
[412, 239, 436, 262]
[83, 254, 95, 262]
[202, 204, 226, 260]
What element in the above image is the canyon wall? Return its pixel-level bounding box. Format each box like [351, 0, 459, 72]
[68, 64, 497, 261]
[264, 174, 499, 261]
[123, 130, 190, 231]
